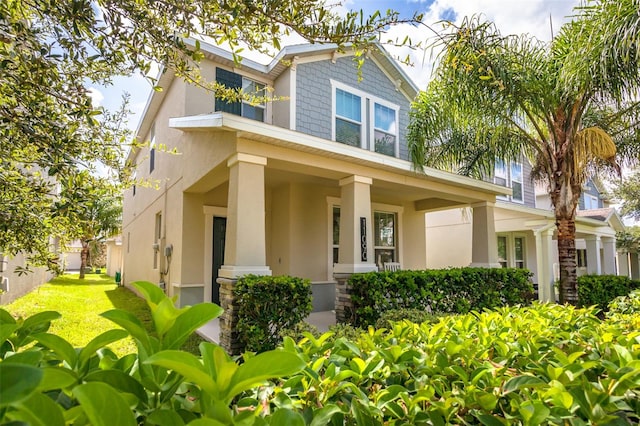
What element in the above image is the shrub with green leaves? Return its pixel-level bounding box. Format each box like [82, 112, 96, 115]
[374, 308, 443, 329]
[235, 274, 313, 353]
[274, 303, 640, 424]
[349, 267, 534, 327]
[577, 274, 639, 311]
[0, 281, 305, 425]
[607, 288, 640, 317]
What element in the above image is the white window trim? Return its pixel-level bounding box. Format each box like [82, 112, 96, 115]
[583, 194, 598, 210]
[510, 162, 524, 204]
[326, 197, 403, 279]
[370, 100, 400, 157]
[241, 77, 266, 115]
[330, 80, 400, 156]
[215, 67, 272, 124]
[497, 233, 527, 268]
[495, 160, 524, 204]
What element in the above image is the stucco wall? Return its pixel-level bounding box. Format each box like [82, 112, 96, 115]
[295, 57, 412, 160]
[0, 253, 54, 305]
[425, 208, 473, 268]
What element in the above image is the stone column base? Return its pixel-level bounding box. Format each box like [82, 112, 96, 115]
[217, 277, 243, 355]
[334, 273, 355, 324]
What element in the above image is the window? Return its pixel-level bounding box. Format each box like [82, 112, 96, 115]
[510, 163, 523, 202]
[514, 237, 525, 268]
[374, 211, 397, 268]
[332, 81, 399, 157]
[497, 236, 508, 268]
[576, 249, 587, 267]
[149, 123, 156, 173]
[335, 89, 362, 147]
[329, 202, 400, 272]
[584, 194, 599, 210]
[495, 160, 524, 203]
[497, 235, 526, 268]
[374, 103, 397, 156]
[215, 68, 265, 121]
[332, 206, 340, 264]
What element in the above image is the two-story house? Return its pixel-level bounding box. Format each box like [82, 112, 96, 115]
[426, 158, 628, 301]
[121, 41, 510, 315]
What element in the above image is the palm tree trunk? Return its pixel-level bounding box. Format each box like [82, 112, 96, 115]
[556, 216, 578, 305]
[79, 241, 89, 280]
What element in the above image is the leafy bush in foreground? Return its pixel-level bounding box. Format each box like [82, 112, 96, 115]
[276, 303, 640, 424]
[607, 288, 640, 316]
[3, 284, 640, 425]
[0, 281, 304, 425]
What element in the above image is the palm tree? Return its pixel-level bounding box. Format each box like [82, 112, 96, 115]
[77, 196, 122, 279]
[407, 0, 640, 304]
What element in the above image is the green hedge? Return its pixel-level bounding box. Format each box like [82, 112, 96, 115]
[577, 274, 639, 311]
[235, 274, 312, 352]
[349, 267, 534, 327]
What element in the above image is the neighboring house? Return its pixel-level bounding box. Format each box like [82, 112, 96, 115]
[427, 157, 628, 301]
[121, 41, 510, 315]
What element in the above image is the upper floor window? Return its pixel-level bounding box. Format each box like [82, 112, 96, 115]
[215, 68, 265, 122]
[332, 81, 399, 157]
[584, 194, 599, 210]
[335, 88, 362, 147]
[495, 159, 524, 203]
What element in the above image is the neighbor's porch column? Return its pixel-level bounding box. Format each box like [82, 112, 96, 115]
[602, 236, 617, 275]
[630, 252, 640, 280]
[333, 175, 378, 323]
[218, 153, 270, 354]
[535, 228, 555, 302]
[585, 236, 602, 275]
[470, 202, 501, 268]
[618, 251, 631, 278]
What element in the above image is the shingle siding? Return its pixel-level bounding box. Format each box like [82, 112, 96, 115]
[522, 160, 536, 207]
[579, 180, 604, 209]
[295, 57, 412, 160]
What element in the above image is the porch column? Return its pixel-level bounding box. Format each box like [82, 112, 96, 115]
[219, 153, 271, 278]
[218, 153, 270, 354]
[469, 202, 501, 268]
[334, 175, 377, 323]
[618, 251, 631, 278]
[585, 236, 602, 275]
[602, 237, 616, 275]
[535, 228, 555, 302]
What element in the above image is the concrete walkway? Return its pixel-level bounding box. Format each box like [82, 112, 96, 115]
[197, 310, 336, 343]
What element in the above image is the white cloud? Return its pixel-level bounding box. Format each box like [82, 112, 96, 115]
[381, 0, 580, 88]
[87, 87, 104, 107]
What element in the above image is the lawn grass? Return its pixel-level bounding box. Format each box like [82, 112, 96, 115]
[4, 273, 206, 356]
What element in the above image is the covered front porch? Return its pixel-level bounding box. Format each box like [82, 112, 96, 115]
[168, 113, 508, 349]
[168, 113, 509, 305]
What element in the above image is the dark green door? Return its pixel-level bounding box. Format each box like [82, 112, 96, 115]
[212, 216, 226, 304]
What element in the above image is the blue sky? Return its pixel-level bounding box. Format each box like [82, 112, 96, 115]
[90, 0, 580, 133]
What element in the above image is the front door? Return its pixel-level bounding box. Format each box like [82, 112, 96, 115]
[212, 216, 226, 304]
